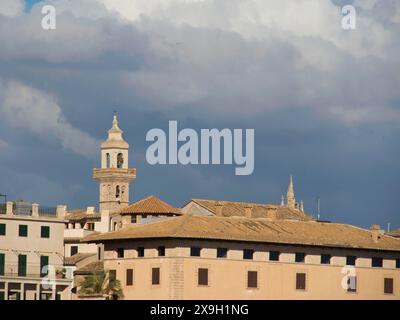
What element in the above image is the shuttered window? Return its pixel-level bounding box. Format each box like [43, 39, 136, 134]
[40, 256, 49, 277]
[198, 268, 208, 286]
[190, 247, 201, 257]
[0, 253, 4, 276]
[18, 255, 27, 277]
[296, 273, 306, 290]
[152, 268, 160, 285]
[19, 225, 28, 237]
[371, 257, 383, 268]
[158, 246, 165, 257]
[41, 226, 50, 238]
[0, 224, 5, 236]
[137, 247, 145, 257]
[243, 249, 254, 260]
[321, 254, 331, 264]
[217, 248, 227, 258]
[295, 252, 305, 263]
[269, 251, 280, 261]
[384, 278, 394, 294]
[247, 271, 258, 288]
[346, 256, 356, 266]
[126, 269, 133, 286]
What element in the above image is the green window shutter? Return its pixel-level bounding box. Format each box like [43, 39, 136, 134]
[18, 255, 27, 277]
[0, 253, 5, 276]
[19, 225, 28, 237]
[0, 224, 5, 236]
[40, 256, 49, 277]
[41, 226, 50, 238]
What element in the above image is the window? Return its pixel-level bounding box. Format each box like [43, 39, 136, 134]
[116, 186, 120, 198]
[19, 225, 28, 237]
[269, 251, 280, 261]
[117, 248, 124, 258]
[384, 278, 394, 294]
[198, 268, 208, 286]
[117, 153, 124, 169]
[106, 153, 110, 168]
[243, 249, 254, 260]
[126, 269, 133, 286]
[109, 270, 116, 282]
[295, 252, 305, 263]
[98, 246, 102, 260]
[371, 257, 383, 268]
[18, 254, 27, 277]
[70, 246, 78, 256]
[321, 254, 331, 264]
[152, 268, 160, 285]
[0, 223, 5, 236]
[0, 253, 4, 276]
[137, 247, 145, 257]
[346, 256, 356, 266]
[247, 271, 258, 289]
[131, 216, 137, 224]
[41, 226, 50, 238]
[296, 273, 306, 290]
[190, 247, 201, 257]
[347, 276, 357, 292]
[40, 256, 49, 277]
[397, 259, 400, 269]
[217, 248, 228, 259]
[158, 246, 165, 257]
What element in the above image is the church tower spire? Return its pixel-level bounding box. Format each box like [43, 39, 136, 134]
[286, 175, 296, 210]
[93, 113, 136, 212]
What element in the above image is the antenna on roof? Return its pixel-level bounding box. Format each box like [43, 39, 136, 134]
[316, 197, 320, 220]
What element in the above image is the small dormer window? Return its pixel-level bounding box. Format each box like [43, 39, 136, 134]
[117, 153, 124, 168]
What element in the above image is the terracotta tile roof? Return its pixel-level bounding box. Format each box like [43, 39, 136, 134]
[84, 215, 400, 252]
[386, 228, 400, 238]
[117, 195, 182, 215]
[186, 199, 313, 221]
[74, 261, 104, 275]
[64, 253, 96, 266]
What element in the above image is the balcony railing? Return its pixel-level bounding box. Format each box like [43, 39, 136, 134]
[0, 203, 5, 214]
[38, 206, 57, 216]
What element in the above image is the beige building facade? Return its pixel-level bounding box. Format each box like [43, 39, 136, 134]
[0, 201, 72, 300]
[85, 215, 400, 300]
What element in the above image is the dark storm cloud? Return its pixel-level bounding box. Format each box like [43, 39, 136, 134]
[0, 0, 399, 229]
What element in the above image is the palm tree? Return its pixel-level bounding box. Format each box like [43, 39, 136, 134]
[78, 270, 124, 300]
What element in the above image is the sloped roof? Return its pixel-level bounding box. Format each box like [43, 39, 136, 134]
[64, 253, 95, 266]
[117, 195, 182, 216]
[83, 215, 400, 252]
[74, 261, 104, 275]
[185, 199, 313, 221]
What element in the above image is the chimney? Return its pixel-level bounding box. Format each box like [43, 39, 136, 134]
[244, 205, 252, 218]
[267, 208, 277, 220]
[370, 224, 380, 243]
[6, 201, 13, 216]
[57, 205, 67, 219]
[215, 202, 223, 217]
[32, 203, 39, 217]
[86, 206, 95, 214]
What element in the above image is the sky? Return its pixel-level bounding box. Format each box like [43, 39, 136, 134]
[0, 0, 399, 229]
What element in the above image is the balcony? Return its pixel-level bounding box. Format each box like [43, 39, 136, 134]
[64, 228, 96, 239]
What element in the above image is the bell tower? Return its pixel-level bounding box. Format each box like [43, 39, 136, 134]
[93, 113, 136, 212]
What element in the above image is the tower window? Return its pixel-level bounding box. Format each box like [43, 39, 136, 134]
[117, 153, 124, 169]
[116, 186, 120, 198]
[106, 153, 110, 168]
